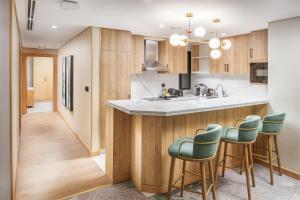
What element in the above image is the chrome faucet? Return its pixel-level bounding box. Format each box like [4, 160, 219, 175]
[216, 84, 227, 97]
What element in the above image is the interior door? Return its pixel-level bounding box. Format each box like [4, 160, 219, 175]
[33, 57, 53, 101]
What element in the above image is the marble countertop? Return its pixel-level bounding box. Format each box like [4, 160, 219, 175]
[106, 95, 268, 116]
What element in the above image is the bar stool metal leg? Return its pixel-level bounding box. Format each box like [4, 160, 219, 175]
[247, 144, 255, 187]
[240, 147, 245, 175]
[200, 162, 207, 200]
[267, 136, 274, 185]
[244, 145, 252, 200]
[167, 157, 176, 200]
[180, 160, 186, 197]
[208, 160, 217, 200]
[274, 135, 282, 176]
[214, 141, 223, 185]
[222, 142, 228, 177]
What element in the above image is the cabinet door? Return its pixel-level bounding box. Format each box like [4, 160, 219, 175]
[131, 35, 144, 74]
[101, 28, 131, 52]
[167, 44, 187, 74]
[191, 45, 199, 72]
[222, 36, 235, 74]
[234, 34, 249, 75]
[249, 29, 268, 62]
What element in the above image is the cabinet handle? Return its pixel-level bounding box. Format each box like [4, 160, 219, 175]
[250, 49, 253, 58]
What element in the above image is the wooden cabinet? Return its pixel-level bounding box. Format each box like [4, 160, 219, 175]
[101, 28, 131, 52]
[100, 28, 131, 149]
[131, 35, 144, 74]
[191, 45, 199, 72]
[249, 29, 268, 63]
[158, 40, 187, 74]
[210, 34, 249, 75]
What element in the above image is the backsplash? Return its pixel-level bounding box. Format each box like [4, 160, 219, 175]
[131, 71, 268, 99]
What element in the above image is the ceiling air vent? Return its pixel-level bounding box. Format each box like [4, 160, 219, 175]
[27, 0, 36, 31]
[60, 0, 80, 11]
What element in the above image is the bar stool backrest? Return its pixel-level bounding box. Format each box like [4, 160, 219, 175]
[238, 115, 261, 142]
[262, 113, 286, 133]
[193, 124, 222, 159]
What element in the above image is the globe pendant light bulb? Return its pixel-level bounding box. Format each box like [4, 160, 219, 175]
[169, 34, 180, 46]
[221, 39, 232, 50]
[209, 38, 221, 49]
[210, 49, 221, 59]
[194, 26, 206, 37]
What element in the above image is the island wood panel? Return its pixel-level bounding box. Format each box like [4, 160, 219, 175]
[105, 107, 131, 183]
[107, 104, 268, 194]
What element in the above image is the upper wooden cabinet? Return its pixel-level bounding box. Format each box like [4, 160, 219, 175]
[210, 34, 249, 75]
[249, 29, 268, 63]
[131, 35, 144, 74]
[191, 45, 199, 72]
[101, 28, 131, 52]
[158, 41, 187, 74]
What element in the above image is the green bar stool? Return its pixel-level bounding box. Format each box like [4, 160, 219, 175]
[252, 113, 286, 185]
[214, 115, 261, 200]
[167, 124, 222, 200]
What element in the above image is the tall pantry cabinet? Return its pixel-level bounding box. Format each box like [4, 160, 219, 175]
[99, 28, 131, 149]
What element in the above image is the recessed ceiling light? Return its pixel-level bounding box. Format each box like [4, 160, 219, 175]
[159, 24, 165, 28]
[51, 25, 58, 29]
[221, 33, 226, 36]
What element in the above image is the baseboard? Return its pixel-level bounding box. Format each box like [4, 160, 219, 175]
[90, 150, 101, 157]
[254, 158, 300, 180]
[56, 111, 93, 156]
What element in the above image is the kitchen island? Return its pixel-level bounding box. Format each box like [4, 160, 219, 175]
[105, 96, 268, 193]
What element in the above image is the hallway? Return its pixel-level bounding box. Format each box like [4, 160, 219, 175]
[16, 112, 109, 200]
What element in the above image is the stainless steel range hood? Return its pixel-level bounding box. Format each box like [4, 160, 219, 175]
[143, 39, 168, 72]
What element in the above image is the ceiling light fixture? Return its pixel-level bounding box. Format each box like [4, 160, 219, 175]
[60, 0, 80, 11]
[169, 13, 231, 59]
[51, 25, 58, 29]
[159, 24, 165, 28]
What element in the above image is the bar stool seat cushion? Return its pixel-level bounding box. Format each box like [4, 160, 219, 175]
[258, 113, 286, 135]
[221, 128, 239, 142]
[168, 137, 195, 159]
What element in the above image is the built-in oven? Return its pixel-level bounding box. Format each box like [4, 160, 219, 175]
[250, 62, 268, 83]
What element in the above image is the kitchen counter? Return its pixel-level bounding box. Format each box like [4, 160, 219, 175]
[107, 95, 268, 116]
[105, 95, 268, 193]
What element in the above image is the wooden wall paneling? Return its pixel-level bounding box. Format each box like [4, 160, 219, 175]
[105, 107, 131, 183]
[20, 54, 27, 114]
[141, 116, 162, 187]
[191, 45, 199, 72]
[131, 115, 142, 190]
[160, 116, 174, 189]
[196, 112, 207, 130]
[185, 113, 200, 177]
[206, 111, 217, 125]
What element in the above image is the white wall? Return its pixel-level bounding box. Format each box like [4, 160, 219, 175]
[58, 28, 93, 151]
[131, 71, 267, 99]
[27, 57, 33, 87]
[269, 17, 300, 173]
[0, 0, 12, 198]
[58, 27, 100, 154]
[11, 4, 20, 197]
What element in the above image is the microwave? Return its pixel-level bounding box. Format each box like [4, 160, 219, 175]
[250, 63, 268, 84]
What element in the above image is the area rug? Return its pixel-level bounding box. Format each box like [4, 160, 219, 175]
[65, 164, 300, 200]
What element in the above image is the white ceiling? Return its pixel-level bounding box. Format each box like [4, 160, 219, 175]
[16, 0, 300, 49]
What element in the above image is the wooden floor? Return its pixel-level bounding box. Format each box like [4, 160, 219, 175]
[16, 112, 109, 200]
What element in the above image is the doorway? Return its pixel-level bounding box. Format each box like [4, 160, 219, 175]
[27, 56, 54, 113]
